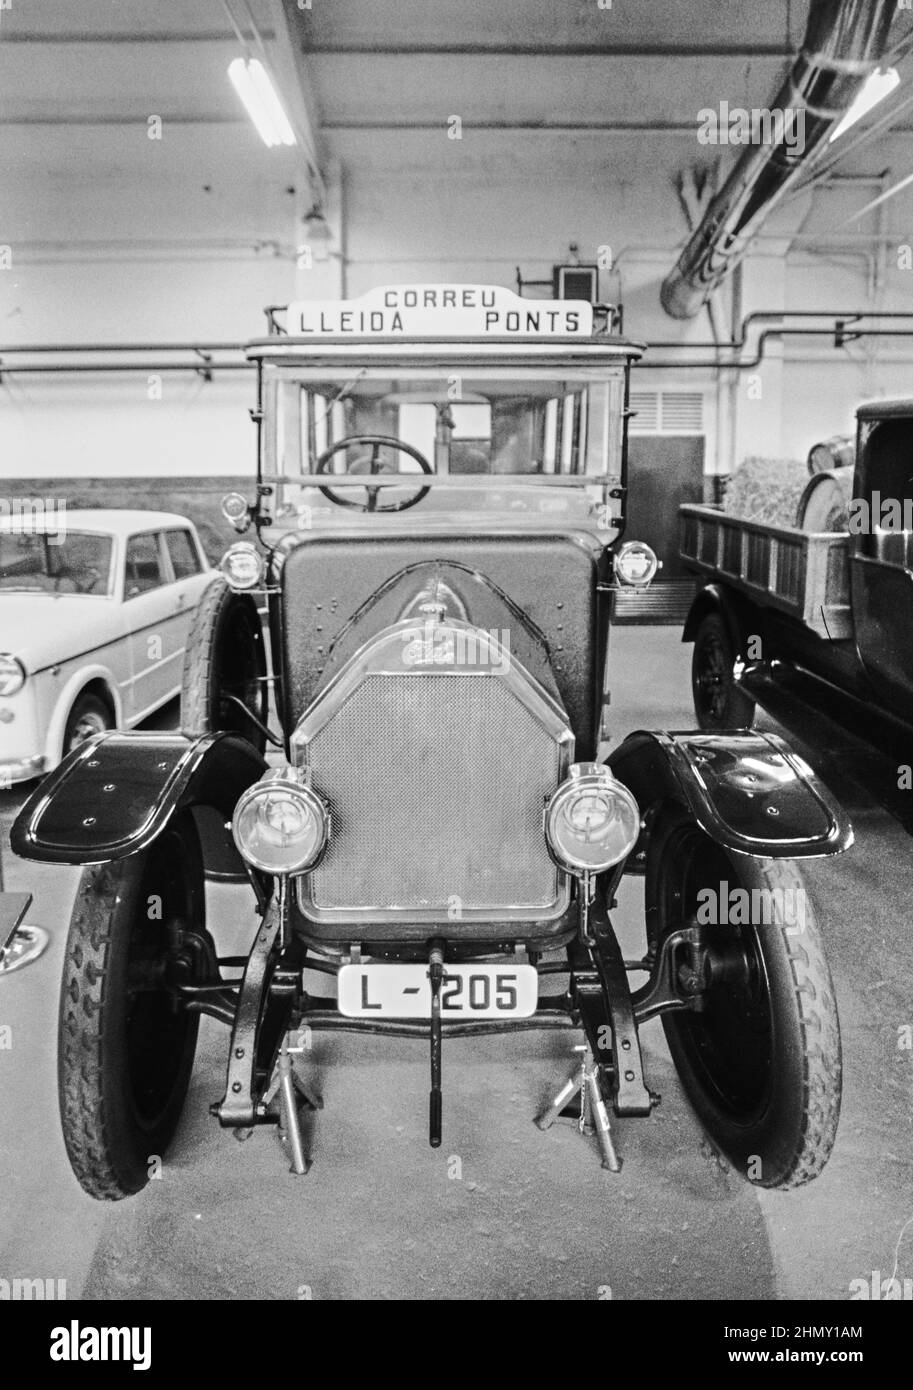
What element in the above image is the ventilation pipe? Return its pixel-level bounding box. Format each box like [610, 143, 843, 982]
[661, 0, 898, 319]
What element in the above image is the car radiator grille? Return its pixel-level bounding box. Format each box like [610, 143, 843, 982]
[305, 673, 563, 916]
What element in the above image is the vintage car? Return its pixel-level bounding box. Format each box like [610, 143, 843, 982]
[680, 399, 913, 737]
[0, 510, 210, 785]
[12, 286, 852, 1199]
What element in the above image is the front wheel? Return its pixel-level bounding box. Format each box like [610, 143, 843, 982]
[58, 814, 205, 1199]
[691, 612, 756, 731]
[645, 805, 841, 1189]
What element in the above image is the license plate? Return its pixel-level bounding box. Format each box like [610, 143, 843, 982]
[337, 963, 538, 1020]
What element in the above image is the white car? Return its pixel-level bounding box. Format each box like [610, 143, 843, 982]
[0, 510, 210, 785]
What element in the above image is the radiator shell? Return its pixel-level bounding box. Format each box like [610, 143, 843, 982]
[292, 620, 573, 940]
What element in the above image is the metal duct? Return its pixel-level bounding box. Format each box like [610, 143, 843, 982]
[661, 0, 898, 319]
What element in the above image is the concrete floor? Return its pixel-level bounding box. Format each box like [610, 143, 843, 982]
[1, 626, 911, 1301]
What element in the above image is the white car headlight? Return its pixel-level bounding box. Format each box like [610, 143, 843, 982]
[232, 769, 329, 875]
[545, 763, 641, 875]
[220, 542, 264, 590]
[0, 655, 26, 697]
[614, 541, 660, 588]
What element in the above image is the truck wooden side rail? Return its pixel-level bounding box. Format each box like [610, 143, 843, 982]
[680, 503, 852, 640]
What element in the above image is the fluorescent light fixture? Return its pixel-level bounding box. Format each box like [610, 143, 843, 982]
[829, 66, 900, 143]
[228, 57, 296, 147]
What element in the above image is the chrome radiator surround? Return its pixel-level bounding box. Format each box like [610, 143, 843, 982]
[291, 619, 573, 932]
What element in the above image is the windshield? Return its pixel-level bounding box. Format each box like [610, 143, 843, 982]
[266, 366, 622, 502]
[0, 531, 114, 595]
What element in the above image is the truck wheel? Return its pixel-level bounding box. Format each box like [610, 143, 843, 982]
[181, 574, 267, 754]
[691, 612, 756, 730]
[58, 814, 204, 1199]
[645, 805, 841, 1189]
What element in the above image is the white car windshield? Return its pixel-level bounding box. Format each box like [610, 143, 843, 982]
[0, 531, 114, 595]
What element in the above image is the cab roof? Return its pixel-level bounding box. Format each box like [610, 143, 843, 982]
[857, 398, 913, 421]
[246, 335, 643, 366]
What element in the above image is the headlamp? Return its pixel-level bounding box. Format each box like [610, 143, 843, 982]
[232, 769, 329, 875]
[220, 542, 264, 591]
[614, 541, 659, 588]
[545, 763, 641, 875]
[221, 491, 252, 533]
[0, 655, 26, 697]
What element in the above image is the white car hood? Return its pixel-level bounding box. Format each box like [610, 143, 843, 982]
[0, 594, 122, 672]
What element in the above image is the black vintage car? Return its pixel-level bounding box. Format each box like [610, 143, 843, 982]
[681, 399, 913, 737]
[12, 285, 852, 1198]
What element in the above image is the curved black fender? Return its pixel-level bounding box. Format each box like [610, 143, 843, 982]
[682, 581, 762, 658]
[10, 731, 268, 866]
[607, 729, 852, 859]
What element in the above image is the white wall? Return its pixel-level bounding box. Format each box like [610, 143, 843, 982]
[1, 123, 299, 479]
[5, 120, 913, 481]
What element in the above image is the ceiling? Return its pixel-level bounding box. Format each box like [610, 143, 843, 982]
[3, 1, 911, 179]
[0, 0, 807, 149]
[3, 0, 913, 307]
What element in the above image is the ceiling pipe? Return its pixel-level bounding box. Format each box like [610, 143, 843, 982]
[660, 0, 898, 319]
[646, 324, 913, 370]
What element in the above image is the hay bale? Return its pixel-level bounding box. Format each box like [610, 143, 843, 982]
[723, 456, 808, 526]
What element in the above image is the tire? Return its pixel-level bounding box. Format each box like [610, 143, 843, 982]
[63, 691, 113, 755]
[691, 612, 756, 731]
[644, 805, 841, 1189]
[58, 815, 205, 1199]
[180, 574, 268, 755]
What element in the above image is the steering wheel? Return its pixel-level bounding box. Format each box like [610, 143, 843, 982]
[315, 434, 432, 512]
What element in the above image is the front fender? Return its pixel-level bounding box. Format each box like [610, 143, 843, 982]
[11, 731, 267, 865]
[682, 582, 759, 655]
[607, 729, 852, 859]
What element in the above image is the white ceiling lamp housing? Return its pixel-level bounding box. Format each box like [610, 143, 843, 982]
[829, 67, 900, 143]
[228, 57, 296, 148]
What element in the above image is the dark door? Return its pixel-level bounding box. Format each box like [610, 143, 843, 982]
[850, 417, 913, 710]
[625, 435, 705, 578]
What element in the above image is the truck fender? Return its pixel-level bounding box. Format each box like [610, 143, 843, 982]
[607, 729, 852, 859]
[11, 731, 267, 866]
[682, 583, 760, 659]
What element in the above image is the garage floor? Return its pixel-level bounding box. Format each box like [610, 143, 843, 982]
[2, 626, 911, 1301]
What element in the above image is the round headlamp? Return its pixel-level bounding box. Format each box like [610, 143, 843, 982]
[232, 770, 329, 875]
[0, 654, 26, 697]
[221, 491, 252, 532]
[220, 542, 264, 591]
[545, 763, 641, 875]
[614, 541, 659, 588]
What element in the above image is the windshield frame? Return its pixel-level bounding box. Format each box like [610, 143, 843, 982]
[259, 360, 628, 502]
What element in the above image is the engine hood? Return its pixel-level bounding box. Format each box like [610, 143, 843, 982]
[275, 528, 606, 758]
[311, 560, 563, 707]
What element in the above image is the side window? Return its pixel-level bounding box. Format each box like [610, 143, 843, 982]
[124, 532, 165, 597]
[165, 529, 202, 579]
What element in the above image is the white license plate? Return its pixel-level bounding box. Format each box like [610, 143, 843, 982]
[337, 963, 538, 1020]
